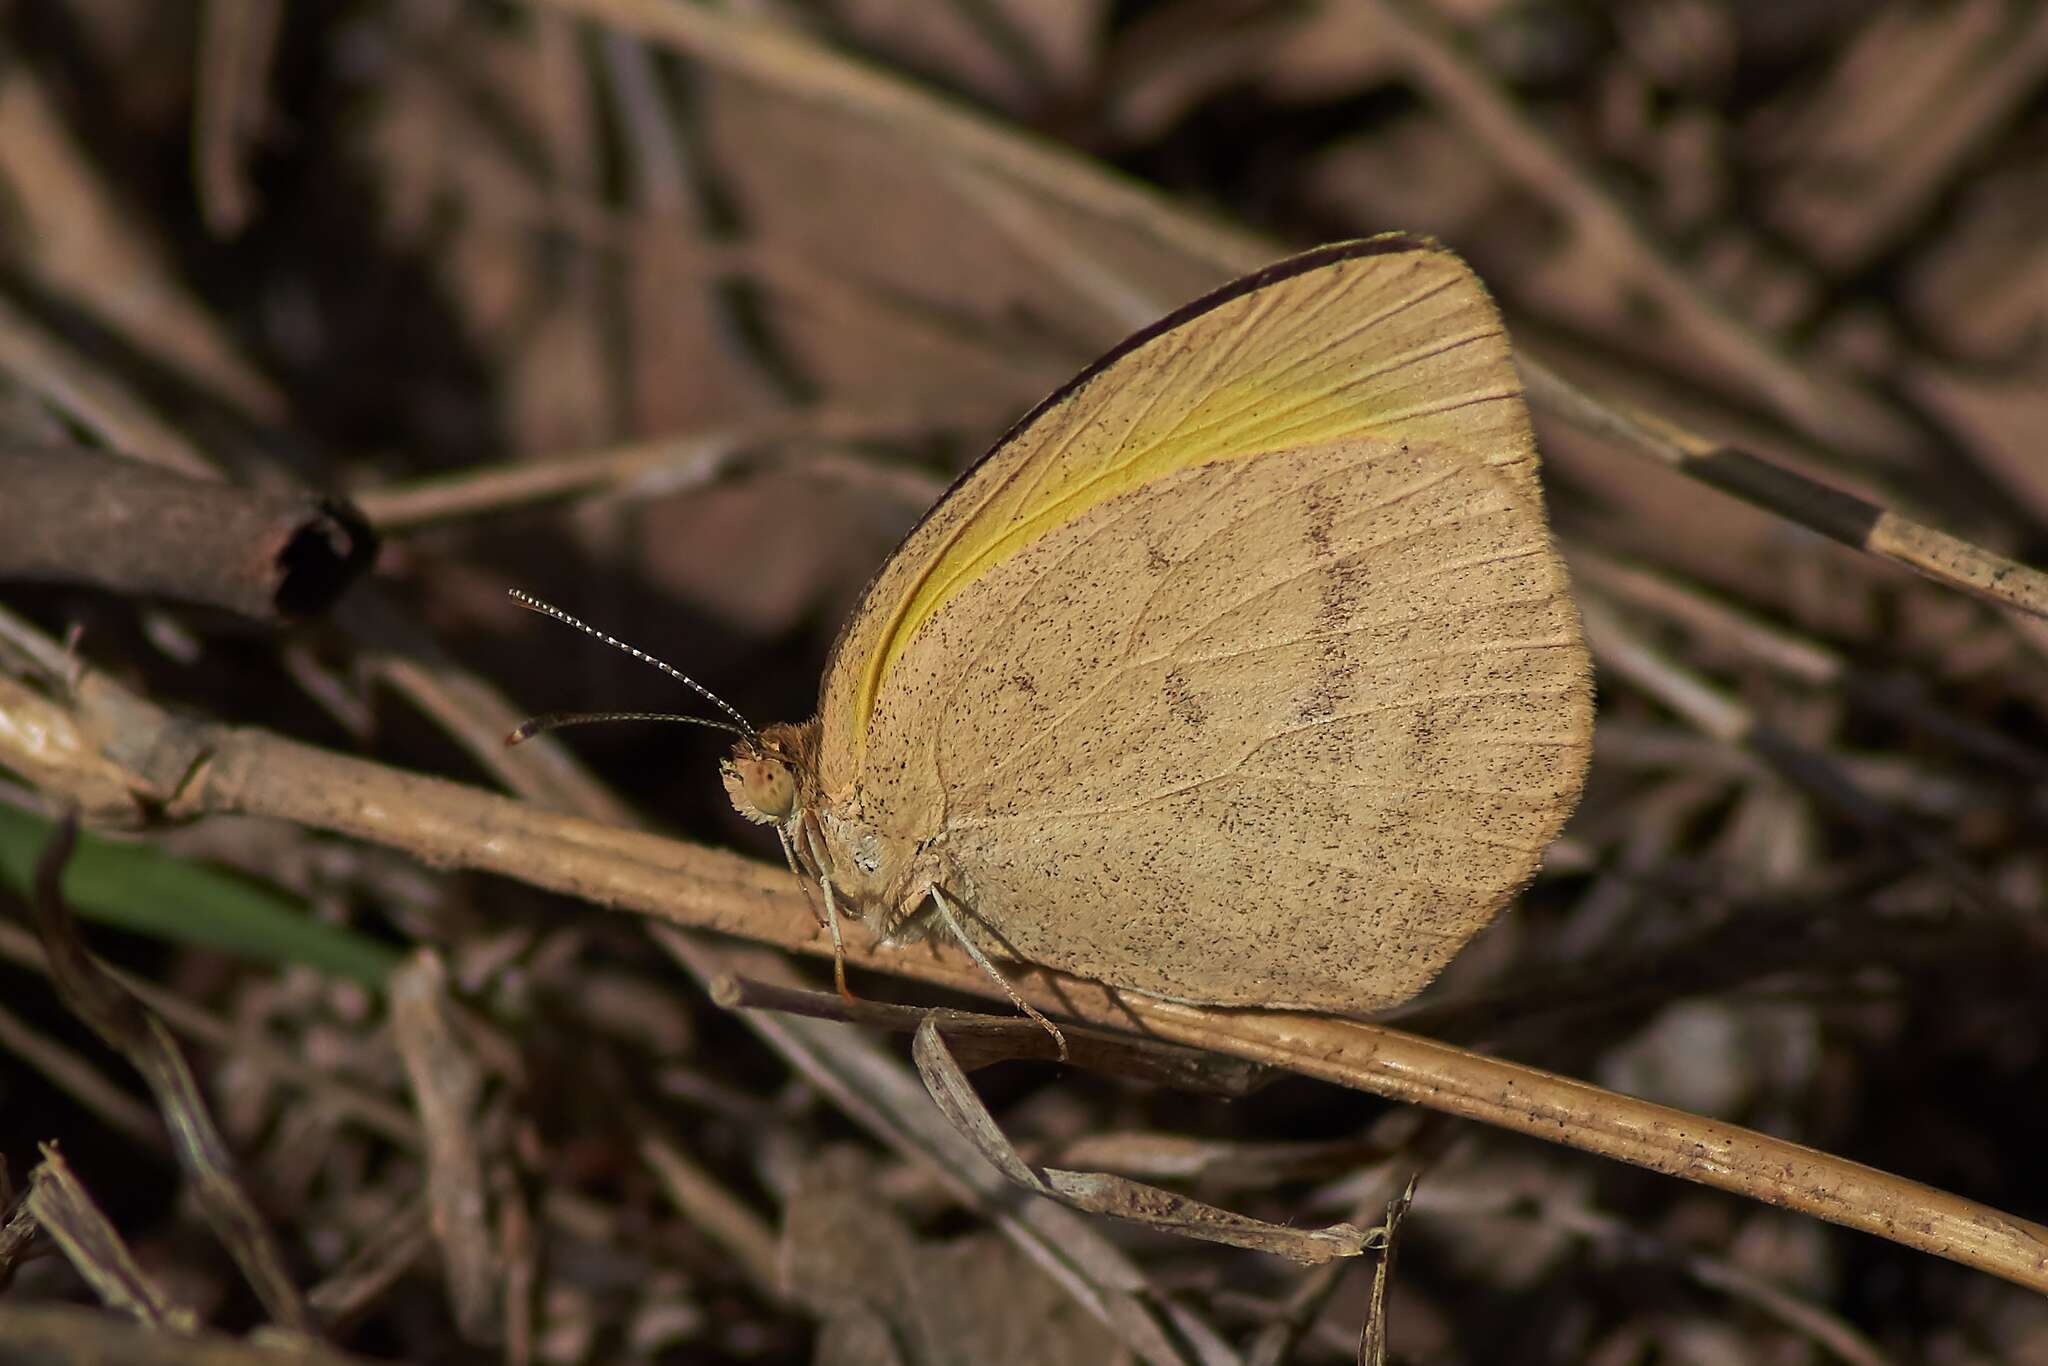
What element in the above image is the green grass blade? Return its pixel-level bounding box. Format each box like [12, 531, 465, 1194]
[0, 804, 399, 987]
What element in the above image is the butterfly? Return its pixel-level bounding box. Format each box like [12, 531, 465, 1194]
[521, 235, 1592, 1050]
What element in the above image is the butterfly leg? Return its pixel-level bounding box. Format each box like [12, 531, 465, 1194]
[925, 885, 1067, 1062]
[780, 819, 856, 1003]
[818, 874, 856, 1004]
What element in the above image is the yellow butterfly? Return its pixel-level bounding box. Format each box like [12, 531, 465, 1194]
[703, 235, 1593, 1032]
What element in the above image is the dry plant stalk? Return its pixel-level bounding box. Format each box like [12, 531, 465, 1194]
[387, 952, 499, 1345]
[5, 637, 2045, 1295]
[26, 815, 308, 1332]
[22, 1146, 197, 1333]
[539, 0, 2048, 625]
[0, 1304, 376, 1366]
[0, 447, 376, 622]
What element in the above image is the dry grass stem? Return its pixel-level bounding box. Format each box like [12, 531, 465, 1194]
[8, 654, 2045, 1294]
[25, 1146, 196, 1332]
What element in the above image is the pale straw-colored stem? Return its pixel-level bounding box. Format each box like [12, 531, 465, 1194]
[9, 660, 2038, 1295]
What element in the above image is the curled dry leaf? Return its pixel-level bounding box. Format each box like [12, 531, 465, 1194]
[388, 950, 499, 1346]
[912, 1019, 1370, 1266]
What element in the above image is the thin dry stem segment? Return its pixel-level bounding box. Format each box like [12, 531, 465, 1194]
[541, 0, 2048, 628]
[0, 447, 377, 622]
[1522, 364, 2048, 622]
[27, 814, 309, 1332]
[23, 1147, 197, 1332]
[10, 640, 2048, 1295]
[389, 952, 499, 1345]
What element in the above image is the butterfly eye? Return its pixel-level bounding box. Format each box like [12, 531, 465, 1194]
[722, 754, 798, 823]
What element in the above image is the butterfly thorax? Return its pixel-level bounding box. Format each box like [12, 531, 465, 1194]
[721, 718, 928, 936]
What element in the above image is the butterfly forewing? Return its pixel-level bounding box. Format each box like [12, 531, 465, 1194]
[813, 236, 1592, 1009]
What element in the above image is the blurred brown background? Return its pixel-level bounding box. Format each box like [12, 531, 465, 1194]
[2, 1, 2048, 1362]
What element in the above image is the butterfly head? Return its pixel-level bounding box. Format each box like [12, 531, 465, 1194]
[721, 721, 818, 827]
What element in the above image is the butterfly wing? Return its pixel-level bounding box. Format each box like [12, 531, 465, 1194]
[817, 236, 1592, 1009]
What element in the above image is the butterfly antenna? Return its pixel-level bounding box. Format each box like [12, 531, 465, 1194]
[508, 710, 748, 745]
[508, 589, 757, 740]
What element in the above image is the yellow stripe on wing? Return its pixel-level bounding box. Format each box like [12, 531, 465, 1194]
[848, 243, 1517, 757]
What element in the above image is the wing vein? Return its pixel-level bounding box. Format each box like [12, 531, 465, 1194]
[964, 455, 1481, 787]
[1187, 630, 1576, 669]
